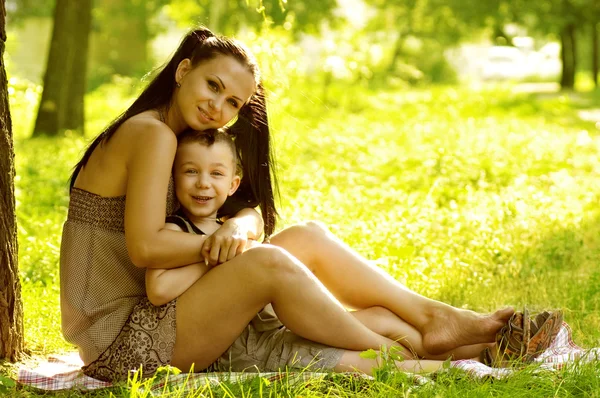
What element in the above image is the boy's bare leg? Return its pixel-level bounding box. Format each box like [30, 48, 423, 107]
[334, 351, 447, 375]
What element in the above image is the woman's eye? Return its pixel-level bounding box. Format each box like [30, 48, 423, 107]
[185, 169, 198, 174]
[208, 81, 219, 92]
[228, 99, 239, 108]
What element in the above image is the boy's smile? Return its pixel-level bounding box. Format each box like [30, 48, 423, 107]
[173, 140, 240, 226]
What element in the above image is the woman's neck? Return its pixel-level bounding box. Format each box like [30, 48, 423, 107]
[158, 106, 188, 135]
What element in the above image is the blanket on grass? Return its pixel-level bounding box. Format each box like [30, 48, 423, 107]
[16, 322, 600, 393]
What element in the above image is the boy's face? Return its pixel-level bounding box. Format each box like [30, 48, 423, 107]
[173, 141, 240, 221]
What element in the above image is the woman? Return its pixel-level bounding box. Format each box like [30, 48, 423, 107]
[60, 27, 513, 382]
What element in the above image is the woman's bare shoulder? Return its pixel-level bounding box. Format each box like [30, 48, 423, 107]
[120, 111, 175, 138]
[119, 112, 175, 144]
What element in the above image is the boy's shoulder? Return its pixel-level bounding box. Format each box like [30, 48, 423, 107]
[166, 215, 192, 233]
[166, 214, 206, 235]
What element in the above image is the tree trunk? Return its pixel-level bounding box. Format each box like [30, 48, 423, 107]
[33, 0, 91, 136]
[63, 0, 92, 133]
[33, 0, 73, 136]
[387, 32, 406, 74]
[560, 23, 577, 90]
[0, 0, 24, 362]
[593, 22, 599, 88]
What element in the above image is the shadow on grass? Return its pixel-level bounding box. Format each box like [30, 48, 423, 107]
[490, 86, 600, 132]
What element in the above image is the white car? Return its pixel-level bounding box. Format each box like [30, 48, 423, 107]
[481, 46, 526, 81]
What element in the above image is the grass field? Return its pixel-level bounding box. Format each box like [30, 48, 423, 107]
[3, 75, 600, 396]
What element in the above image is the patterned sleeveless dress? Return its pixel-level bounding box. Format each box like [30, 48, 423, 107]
[60, 184, 178, 382]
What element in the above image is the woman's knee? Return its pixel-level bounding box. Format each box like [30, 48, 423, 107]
[272, 220, 330, 249]
[302, 220, 330, 235]
[295, 220, 330, 238]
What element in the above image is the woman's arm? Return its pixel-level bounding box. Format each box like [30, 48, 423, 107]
[123, 120, 207, 269]
[201, 207, 263, 266]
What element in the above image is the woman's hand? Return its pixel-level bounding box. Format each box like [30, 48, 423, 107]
[201, 219, 249, 266]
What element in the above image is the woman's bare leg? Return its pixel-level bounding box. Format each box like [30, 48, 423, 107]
[351, 306, 493, 360]
[269, 221, 513, 354]
[170, 245, 398, 372]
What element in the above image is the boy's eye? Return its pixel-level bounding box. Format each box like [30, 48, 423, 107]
[212, 171, 225, 176]
[185, 169, 198, 174]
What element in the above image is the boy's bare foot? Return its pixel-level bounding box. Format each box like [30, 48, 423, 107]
[421, 307, 514, 355]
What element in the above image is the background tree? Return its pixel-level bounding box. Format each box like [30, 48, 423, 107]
[165, 0, 337, 35]
[0, 0, 24, 362]
[589, 2, 599, 87]
[32, 0, 92, 136]
[362, 0, 487, 83]
[88, 0, 169, 89]
[481, 0, 587, 90]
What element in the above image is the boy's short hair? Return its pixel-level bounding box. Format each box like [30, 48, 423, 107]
[177, 129, 240, 174]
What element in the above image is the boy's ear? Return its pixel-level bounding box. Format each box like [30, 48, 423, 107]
[228, 175, 241, 196]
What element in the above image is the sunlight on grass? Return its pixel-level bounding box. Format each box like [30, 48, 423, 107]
[7, 76, 600, 395]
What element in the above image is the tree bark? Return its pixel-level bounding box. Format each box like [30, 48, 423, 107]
[560, 23, 577, 90]
[32, 0, 72, 136]
[592, 22, 598, 88]
[0, 0, 24, 362]
[33, 0, 91, 136]
[63, 0, 92, 133]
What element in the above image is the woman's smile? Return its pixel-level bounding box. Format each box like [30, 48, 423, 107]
[197, 107, 213, 123]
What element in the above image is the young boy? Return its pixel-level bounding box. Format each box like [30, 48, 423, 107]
[145, 129, 242, 306]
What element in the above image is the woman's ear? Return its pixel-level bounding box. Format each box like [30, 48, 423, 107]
[228, 175, 241, 196]
[175, 58, 192, 86]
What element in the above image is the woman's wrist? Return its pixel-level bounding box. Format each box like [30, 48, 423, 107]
[224, 216, 253, 238]
[228, 209, 262, 240]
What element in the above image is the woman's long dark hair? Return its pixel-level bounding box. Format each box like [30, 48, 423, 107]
[71, 27, 279, 237]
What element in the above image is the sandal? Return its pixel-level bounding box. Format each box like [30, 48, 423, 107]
[479, 308, 563, 367]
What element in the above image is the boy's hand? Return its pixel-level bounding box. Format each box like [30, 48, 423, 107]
[201, 219, 248, 266]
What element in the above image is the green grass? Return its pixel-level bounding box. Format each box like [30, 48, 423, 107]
[4, 76, 600, 396]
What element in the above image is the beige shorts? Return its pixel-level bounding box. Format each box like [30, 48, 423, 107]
[213, 305, 345, 372]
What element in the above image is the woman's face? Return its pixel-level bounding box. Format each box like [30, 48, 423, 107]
[175, 55, 256, 131]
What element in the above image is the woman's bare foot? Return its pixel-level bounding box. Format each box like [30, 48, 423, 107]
[421, 307, 514, 355]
